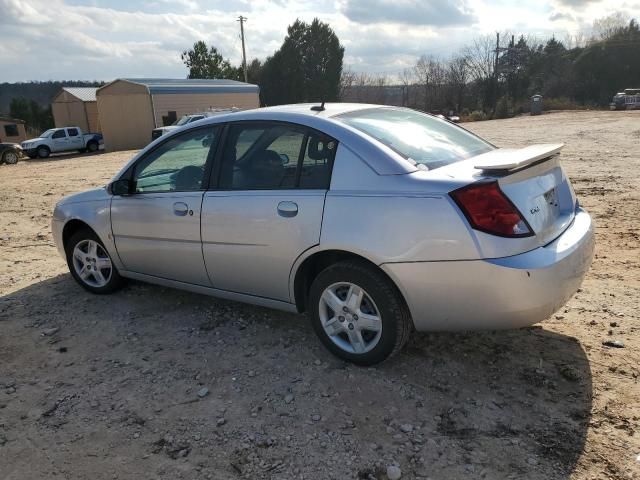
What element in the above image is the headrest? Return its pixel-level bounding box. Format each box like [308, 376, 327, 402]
[308, 136, 334, 161]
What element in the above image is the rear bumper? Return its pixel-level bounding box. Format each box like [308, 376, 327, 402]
[382, 208, 594, 331]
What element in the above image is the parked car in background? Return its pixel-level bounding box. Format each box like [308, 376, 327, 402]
[52, 103, 594, 365]
[623, 88, 640, 109]
[0, 143, 23, 165]
[151, 114, 206, 141]
[610, 92, 627, 110]
[609, 88, 640, 110]
[21, 127, 103, 158]
[151, 108, 241, 141]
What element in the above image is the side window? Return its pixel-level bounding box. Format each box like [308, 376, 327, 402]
[219, 124, 305, 190]
[52, 129, 66, 139]
[67, 128, 79, 137]
[235, 128, 265, 158]
[4, 124, 19, 137]
[133, 127, 217, 193]
[299, 132, 336, 189]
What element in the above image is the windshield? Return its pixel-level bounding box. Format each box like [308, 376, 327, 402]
[40, 129, 56, 138]
[336, 108, 494, 170]
[173, 116, 191, 126]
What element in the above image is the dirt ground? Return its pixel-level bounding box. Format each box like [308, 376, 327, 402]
[0, 110, 638, 480]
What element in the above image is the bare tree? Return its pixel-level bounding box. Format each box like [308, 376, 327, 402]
[340, 72, 390, 104]
[399, 68, 415, 107]
[414, 55, 446, 111]
[446, 55, 468, 113]
[592, 12, 630, 41]
[339, 68, 357, 101]
[462, 34, 495, 83]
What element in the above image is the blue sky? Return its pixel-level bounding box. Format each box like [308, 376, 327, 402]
[0, 0, 635, 82]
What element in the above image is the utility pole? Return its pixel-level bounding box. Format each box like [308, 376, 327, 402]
[493, 32, 500, 115]
[237, 16, 248, 83]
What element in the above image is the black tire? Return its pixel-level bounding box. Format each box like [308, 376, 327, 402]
[65, 228, 125, 294]
[87, 141, 98, 152]
[2, 150, 19, 165]
[37, 145, 50, 158]
[308, 260, 412, 365]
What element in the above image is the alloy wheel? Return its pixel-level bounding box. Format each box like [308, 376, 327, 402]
[72, 239, 113, 288]
[4, 151, 19, 164]
[318, 282, 383, 354]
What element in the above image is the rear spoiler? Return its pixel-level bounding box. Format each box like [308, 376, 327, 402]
[473, 143, 564, 171]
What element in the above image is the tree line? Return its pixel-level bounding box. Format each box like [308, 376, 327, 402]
[184, 13, 639, 118]
[0, 81, 103, 133]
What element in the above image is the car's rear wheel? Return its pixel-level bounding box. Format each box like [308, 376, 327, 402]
[2, 150, 19, 164]
[308, 261, 412, 365]
[65, 229, 125, 294]
[37, 146, 50, 158]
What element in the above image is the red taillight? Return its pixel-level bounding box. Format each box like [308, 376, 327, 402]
[450, 181, 533, 237]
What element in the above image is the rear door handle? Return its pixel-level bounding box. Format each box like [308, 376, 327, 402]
[173, 202, 189, 216]
[277, 201, 298, 218]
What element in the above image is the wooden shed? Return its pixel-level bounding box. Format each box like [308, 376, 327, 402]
[0, 116, 28, 144]
[52, 87, 101, 133]
[96, 78, 260, 151]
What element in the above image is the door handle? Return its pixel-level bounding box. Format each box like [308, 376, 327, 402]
[173, 202, 189, 216]
[277, 201, 298, 218]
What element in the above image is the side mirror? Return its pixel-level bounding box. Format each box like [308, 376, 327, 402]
[110, 179, 132, 196]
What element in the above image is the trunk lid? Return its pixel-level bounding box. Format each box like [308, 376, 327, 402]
[437, 144, 577, 256]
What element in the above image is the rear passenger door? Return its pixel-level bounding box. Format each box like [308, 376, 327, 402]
[66, 128, 84, 150]
[201, 121, 336, 302]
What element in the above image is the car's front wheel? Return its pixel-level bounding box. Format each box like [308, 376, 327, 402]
[308, 261, 412, 365]
[37, 146, 50, 158]
[65, 229, 125, 294]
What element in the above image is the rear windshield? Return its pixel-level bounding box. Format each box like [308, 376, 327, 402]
[336, 108, 494, 170]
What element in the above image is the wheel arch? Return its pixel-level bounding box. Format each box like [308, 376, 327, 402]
[62, 219, 98, 249]
[291, 248, 409, 315]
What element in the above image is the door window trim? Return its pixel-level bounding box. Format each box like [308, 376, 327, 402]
[208, 120, 337, 191]
[119, 125, 221, 195]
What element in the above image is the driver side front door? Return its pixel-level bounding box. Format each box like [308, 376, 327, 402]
[111, 126, 218, 286]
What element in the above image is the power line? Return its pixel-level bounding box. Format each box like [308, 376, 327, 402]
[237, 16, 248, 83]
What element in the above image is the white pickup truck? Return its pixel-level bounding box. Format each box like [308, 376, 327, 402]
[21, 127, 103, 159]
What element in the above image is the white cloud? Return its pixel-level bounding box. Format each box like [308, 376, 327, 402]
[0, 0, 636, 82]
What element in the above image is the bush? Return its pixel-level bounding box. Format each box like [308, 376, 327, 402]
[543, 97, 593, 111]
[468, 110, 487, 121]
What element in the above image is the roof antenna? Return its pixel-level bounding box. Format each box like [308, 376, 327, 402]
[311, 100, 325, 112]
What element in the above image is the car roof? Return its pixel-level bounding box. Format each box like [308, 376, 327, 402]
[118, 103, 418, 178]
[190, 103, 387, 125]
[239, 103, 383, 118]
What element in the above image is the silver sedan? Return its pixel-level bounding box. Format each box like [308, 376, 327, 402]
[52, 104, 594, 364]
